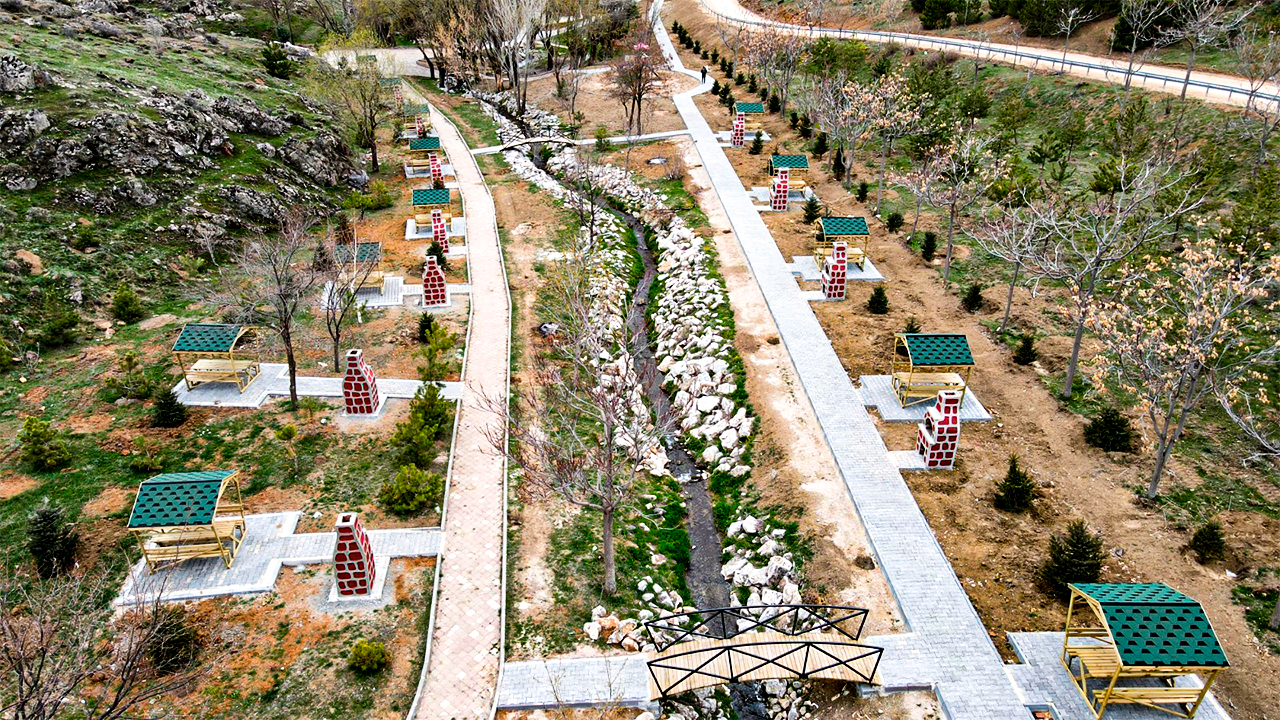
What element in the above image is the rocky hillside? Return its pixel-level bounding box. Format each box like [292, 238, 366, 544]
[0, 0, 357, 349]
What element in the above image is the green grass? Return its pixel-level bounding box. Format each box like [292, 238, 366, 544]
[1231, 571, 1280, 656]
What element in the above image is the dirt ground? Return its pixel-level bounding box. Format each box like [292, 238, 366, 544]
[526, 69, 698, 137]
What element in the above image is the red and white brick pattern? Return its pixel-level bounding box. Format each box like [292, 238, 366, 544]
[771, 168, 790, 212]
[731, 112, 745, 147]
[916, 390, 962, 470]
[342, 348, 381, 415]
[333, 512, 376, 596]
[429, 152, 443, 183]
[422, 255, 448, 307]
[431, 208, 448, 250]
[822, 240, 847, 301]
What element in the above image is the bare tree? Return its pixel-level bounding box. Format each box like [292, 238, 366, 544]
[919, 131, 1005, 288]
[970, 205, 1042, 334]
[486, 0, 550, 114]
[320, 235, 379, 370]
[715, 16, 747, 66]
[1056, 4, 1098, 73]
[1163, 0, 1251, 129]
[1233, 28, 1280, 172]
[217, 209, 324, 406]
[306, 46, 393, 173]
[1019, 157, 1206, 400]
[609, 29, 663, 166]
[484, 261, 670, 596]
[1115, 0, 1169, 109]
[741, 24, 809, 114]
[1088, 233, 1280, 497]
[891, 145, 944, 236]
[0, 567, 220, 720]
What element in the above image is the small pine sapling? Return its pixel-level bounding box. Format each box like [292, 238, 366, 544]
[1083, 407, 1136, 453]
[1040, 520, 1105, 599]
[1186, 521, 1227, 564]
[1012, 334, 1038, 365]
[866, 286, 890, 314]
[921, 231, 938, 262]
[812, 132, 829, 158]
[749, 131, 764, 155]
[856, 181, 869, 202]
[802, 196, 821, 224]
[152, 388, 189, 428]
[832, 150, 846, 181]
[789, 111, 799, 129]
[961, 283, 984, 313]
[993, 455, 1038, 512]
[19, 417, 71, 472]
[885, 212, 904, 233]
[27, 500, 79, 578]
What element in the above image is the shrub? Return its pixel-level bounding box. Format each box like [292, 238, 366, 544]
[748, 75, 758, 93]
[27, 499, 79, 578]
[920, 0, 953, 29]
[595, 124, 610, 151]
[812, 132, 829, 158]
[885, 212, 904, 233]
[1083, 407, 1136, 453]
[261, 42, 294, 79]
[748, 131, 764, 155]
[348, 639, 391, 675]
[798, 114, 813, 139]
[380, 464, 445, 517]
[19, 417, 71, 472]
[735, 72, 745, 85]
[802, 196, 821, 224]
[104, 351, 155, 400]
[428, 239, 449, 271]
[961, 283, 983, 313]
[988, 0, 1008, 16]
[903, 316, 921, 334]
[1187, 521, 1227, 564]
[363, 180, 394, 211]
[993, 455, 1037, 512]
[152, 388, 189, 428]
[866, 286, 889, 314]
[147, 605, 201, 674]
[921, 231, 938, 261]
[129, 437, 165, 474]
[1040, 520, 1105, 599]
[1013, 334, 1038, 365]
[111, 285, 148, 324]
[856, 181, 869, 202]
[391, 384, 453, 467]
[36, 298, 80, 348]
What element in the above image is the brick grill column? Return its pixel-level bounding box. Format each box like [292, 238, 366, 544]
[429, 152, 443, 184]
[431, 208, 449, 251]
[771, 168, 790, 212]
[416, 115, 427, 137]
[822, 240, 848, 300]
[334, 512, 376, 596]
[342, 348, 380, 415]
[916, 390, 962, 469]
[422, 255, 448, 307]
[731, 112, 745, 147]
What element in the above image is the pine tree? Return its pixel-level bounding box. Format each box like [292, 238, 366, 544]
[993, 455, 1037, 512]
[749, 131, 764, 155]
[428, 240, 449, 271]
[1013, 334, 1038, 365]
[961, 283, 984, 313]
[748, 75, 758, 93]
[903, 316, 922, 334]
[111, 285, 148, 324]
[812, 132, 829, 158]
[866, 287, 890, 314]
[799, 115, 813, 139]
[711, 79, 722, 95]
[19, 417, 71, 472]
[151, 388, 189, 428]
[1040, 520, 1105, 599]
[27, 500, 79, 579]
[920, 0, 954, 30]
[1084, 407, 1136, 452]
[921, 231, 938, 262]
[789, 111, 800, 129]
[261, 42, 294, 79]
[803, 196, 821, 224]
[768, 92, 780, 113]
[1187, 520, 1227, 564]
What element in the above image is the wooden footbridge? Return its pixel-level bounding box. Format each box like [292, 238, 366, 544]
[642, 604, 883, 698]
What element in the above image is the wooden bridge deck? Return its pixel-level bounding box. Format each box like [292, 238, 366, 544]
[647, 631, 882, 698]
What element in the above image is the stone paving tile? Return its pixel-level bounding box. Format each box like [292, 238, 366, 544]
[858, 375, 993, 423]
[497, 656, 653, 709]
[114, 512, 442, 605]
[409, 102, 509, 720]
[172, 364, 462, 409]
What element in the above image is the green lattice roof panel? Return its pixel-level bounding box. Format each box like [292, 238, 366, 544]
[128, 471, 236, 528]
[173, 324, 243, 353]
[412, 188, 450, 206]
[1073, 584, 1229, 668]
[820, 217, 869, 236]
[404, 103, 431, 116]
[334, 242, 382, 264]
[901, 333, 974, 366]
[735, 102, 765, 114]
[379, 77, 402, 86]
[409, 137, 441, 150]
[771, 154, 809, 169]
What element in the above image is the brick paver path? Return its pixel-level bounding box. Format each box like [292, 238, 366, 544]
[409, 101, 510, 719]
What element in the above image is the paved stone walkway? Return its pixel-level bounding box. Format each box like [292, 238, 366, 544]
[407, 101, 510, 719]
[171, 363, 461, 409]
[651, 5, 1029, 717]
[114, 512, 442, 605]
[497, 655, 654, 710]
[470, 129, 692, 156]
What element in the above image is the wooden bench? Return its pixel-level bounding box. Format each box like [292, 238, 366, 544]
[1067, 646, 1121, 679]
[1096, 685, 1207, 716]
[414, 212, 453, 225]
[184, 358, 261, 390]
[848, 246, 866, 269]
[892, 371, 967, 406]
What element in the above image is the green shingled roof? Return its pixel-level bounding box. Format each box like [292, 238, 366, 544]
[901, 333, 974, 366]
[412, 188, 451, 206]
[404, 103, 431, 116]
[334, 242, 382, 264]
[820, 217, 869, 236]
[735, 102, 765, 114]
[1073, 583, 1229, 668]
[173, 324, 243, 353]
[128, 471, 237, 528]
[409, 136, 441, 150]
[771, 154, 809, 169]
[379, 77, 402, 86]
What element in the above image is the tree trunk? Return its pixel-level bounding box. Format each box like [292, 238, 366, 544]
[875, 140, 889, 215]
[1171, 46, 1196, 150]
[1062, 317, 1086, 400]
[1147, 437, 1173, 498]
[332, 332, 342, 371]
[1269, 593, 1280, 631]
[602, 506, 617, 595]
[941, 202, 959, 288]
[284, 334, 299, 407]
[999, 262, 1020, 334]
[911, 193, 923, 236]
[369, 134, 380, 173]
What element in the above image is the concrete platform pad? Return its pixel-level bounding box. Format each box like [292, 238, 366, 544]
[858, 374, 993, 422]
[886, 450, 929, 471]
[405, 216, 466, 241]
[789, 255, 885, 283]
[715, 129, 771, 143]
[115, 512, 442, 606]
[172, 364, 462, 409]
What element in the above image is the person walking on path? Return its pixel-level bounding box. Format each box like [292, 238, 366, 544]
[701, 66, 708, 83]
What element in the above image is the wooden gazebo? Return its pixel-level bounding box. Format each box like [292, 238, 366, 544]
[734, 102, 765, 115]
[334, 241, 386, 290]
[1062, 583, 1228, 718]
[408, 136, 442, 154]
[890, 333, 974, 408]
[770, 154, 809, 175]
[172, 323, 261, 392]
[128, 470, 248, 571]
[817, 216, 869, 269]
